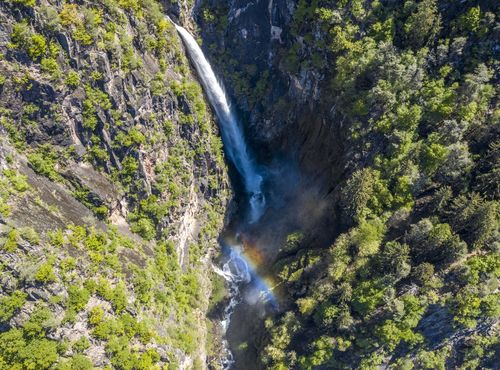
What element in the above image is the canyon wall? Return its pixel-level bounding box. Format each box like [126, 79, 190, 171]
[0, 0, 230, 368]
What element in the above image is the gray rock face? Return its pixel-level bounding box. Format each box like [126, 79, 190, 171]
[0, 1, 230, 368]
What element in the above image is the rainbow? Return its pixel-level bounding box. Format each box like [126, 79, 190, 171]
[222, 235, 280, 308]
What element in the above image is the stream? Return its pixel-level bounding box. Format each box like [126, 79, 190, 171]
[175, 25, 277, 368]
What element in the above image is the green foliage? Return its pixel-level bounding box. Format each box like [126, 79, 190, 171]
[35, 261, 56, 283]
[111, 282, 128, 313]
[406, 218, 467, 265]
[457, 6, 481, 33]
[27, 145, 63, 182]
[417, 346, 450, 370]
[352, 218, 386, 257]
[58, 354, 93, 370]
[28, 34, 47, 60]
[0, 329, 58, 369]
[65, 70, 80, 87]
[114, 127, 145, 147]
[40, 57, 61, 80]
[403, 0, 441, 49]
[19, 227, 40, 245]
[83, 85, 112, 130]
[67, 285, 90, 312]
[352, 280, 386, 316]
[376, 295, 425, 350]
[8, 0, 36, 7]
[3, 168, 30, 193]
[444, 193, 498, 249]
[48, 229, 65, 248]
[2, 229, 19, 252]
[341, 168, 394, 224]
[23, 307, 56, 337]
[0, 291, 27, 322]
[130, 217, 156, 240]
[72, 337, 91, 353]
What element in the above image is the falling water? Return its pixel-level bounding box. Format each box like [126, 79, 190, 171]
[175, 24, 271, 368]
[175, 25, 265, 223]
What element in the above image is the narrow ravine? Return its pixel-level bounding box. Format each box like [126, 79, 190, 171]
[175, 25, 276, 368]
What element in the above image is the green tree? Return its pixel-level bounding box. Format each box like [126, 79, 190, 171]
[403, 0, 441, 48]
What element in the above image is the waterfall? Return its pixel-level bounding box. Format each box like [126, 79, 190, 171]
[174, 25, 265, 223]
[175, 24, 273, 369]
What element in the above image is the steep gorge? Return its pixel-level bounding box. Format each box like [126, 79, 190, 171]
[0, 0, 498, 369]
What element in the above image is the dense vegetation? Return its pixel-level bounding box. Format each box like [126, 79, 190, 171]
[262, 1, 499, 368]
[200, 0, 498, 368]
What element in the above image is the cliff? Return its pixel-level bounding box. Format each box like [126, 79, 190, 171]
[0, 0, 229, 368]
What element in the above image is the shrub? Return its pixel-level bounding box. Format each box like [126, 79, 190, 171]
[3, 229, 19, 252]
[0, 330, 58, 369]
[28, 34, 47, 60]
[23, 307, 55, 337]
[67, 285, 90, 312]
[41, 57, 61, 80]
[58, 354, 93, 370]
[88, 306, 104, 326]
[35, 262, 56, 283]
[10, 21, 29, 48]
[92, 319, 123, 340]
[353, 218, 386, 257]
[406, 219, 467, 265]
[0, 291, 27, 322]
[111, 282, 128, 313]
[130, 218, 156, 240]
[47, 229, 64, 248]
[3, 169, 30, 192]
[19, 227, 40, 244]
[9, 0, 36, 7]
[72, 336, 90, 353]
[352, 280, 385, 316]
[65, 71, 80, 87]
[27, 146, 62, 182]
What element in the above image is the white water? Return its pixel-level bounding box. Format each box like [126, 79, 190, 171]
[212, 246, 251, 369]
[175, 25, 269, 369]
[174, 25, 265, 223]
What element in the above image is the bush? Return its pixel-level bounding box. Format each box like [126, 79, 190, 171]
[35, 262, 56, 283]
[88, 306, 104, 326]
[111, 282, 128, 313]
[47, 229, 64, 248]
[28, 34, 47, 60]
[40, 57, 61, 80]
[0, 330, 58, 369]
[406, 218, 467, 265]
[65, 71, 80, 87]
[72, 336, 90, 353]
[19, 227, 40, 244]
[58, 354, 93, 370]
[67, 285, 90, 312]
[27, 146, 62, 182]
[353, 218, 386, 257]
[0, 291, 27, 322]
[352, 280, 385, 316]
[3, 229, 19, 252]
[23, 307, 55, 337]
[130, 218, 156, 240]
[3, 169, 30, 192]
[9, 0, 36, 7]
